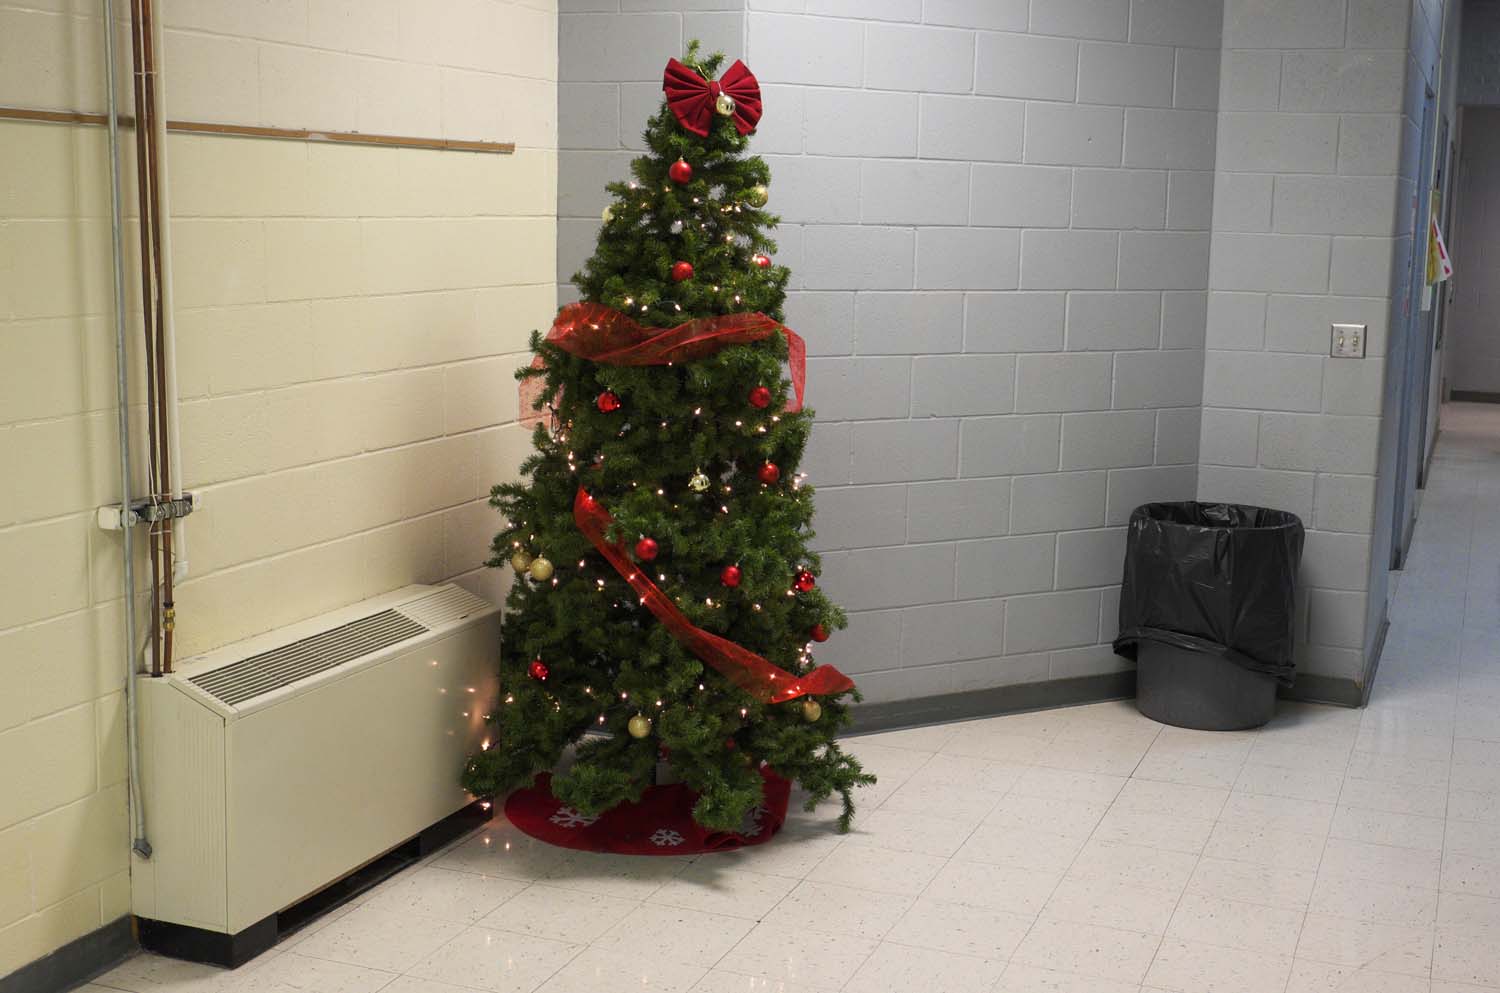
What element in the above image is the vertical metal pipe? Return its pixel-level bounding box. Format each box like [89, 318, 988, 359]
[102, 0, 151, 858]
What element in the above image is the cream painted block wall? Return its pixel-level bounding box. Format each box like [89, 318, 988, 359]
[0, 0, 556, 978]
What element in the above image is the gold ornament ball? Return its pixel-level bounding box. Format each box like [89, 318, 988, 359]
[747, 184, 769, 207]
[510, 550, 533, 573]
[801, 699, 822, 723]
[601, 204, 614, 223]
[688, 469, 711, 493]
[627, 714, 652, 738]
[715, 92, 736, 117]
[528, 556, 554, 581]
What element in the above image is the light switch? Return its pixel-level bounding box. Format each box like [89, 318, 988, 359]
[1331, 323, 1366, 358]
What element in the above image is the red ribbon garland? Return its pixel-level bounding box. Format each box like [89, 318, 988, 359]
[574, 488, 854, 705]
[663, 58, 763, 137]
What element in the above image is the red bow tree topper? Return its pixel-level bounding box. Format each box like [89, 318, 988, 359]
[663, 57, 763, 137]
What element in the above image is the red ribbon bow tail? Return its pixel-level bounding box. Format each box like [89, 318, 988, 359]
[718, 60, 763, 135]
[663, 57, 714, 138]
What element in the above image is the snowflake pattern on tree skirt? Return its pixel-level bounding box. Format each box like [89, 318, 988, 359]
[649, 829, 685, 847]
[737, 804, 768, 838]
[548, 805, 601, 829]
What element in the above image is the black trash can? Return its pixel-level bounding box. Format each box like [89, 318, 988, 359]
[1113, 502, 1305, 731]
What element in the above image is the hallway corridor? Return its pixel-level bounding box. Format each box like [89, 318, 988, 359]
[85, 404, 1500, 993]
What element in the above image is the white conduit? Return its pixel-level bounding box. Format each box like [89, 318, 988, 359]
[101, 0, 151, 858]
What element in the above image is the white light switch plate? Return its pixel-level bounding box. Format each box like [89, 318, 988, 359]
[1331, 323, 1366, 358]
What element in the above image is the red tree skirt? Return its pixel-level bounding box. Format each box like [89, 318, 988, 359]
[504, 770, 791, 855]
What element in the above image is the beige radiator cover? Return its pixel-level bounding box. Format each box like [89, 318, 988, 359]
[131, 584, 501, 934]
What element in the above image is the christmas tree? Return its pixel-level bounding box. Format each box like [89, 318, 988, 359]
[464, 44, 872, 834]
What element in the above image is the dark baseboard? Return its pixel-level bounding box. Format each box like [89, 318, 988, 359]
[1452, 390, 1500, 404]
[0, 917, 134, 993]
[848, 671, 1137, 735]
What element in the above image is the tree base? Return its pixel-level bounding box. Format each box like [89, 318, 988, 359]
[504, 769, 791, 855]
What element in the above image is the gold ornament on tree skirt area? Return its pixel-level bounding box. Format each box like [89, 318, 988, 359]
[627, 714, 652, 738]
[801, 699, 822, 722]
[510, 550, 533, 573]
[528, 556, 554, 581]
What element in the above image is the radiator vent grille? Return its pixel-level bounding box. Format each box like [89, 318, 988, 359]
[189, 610, 428, 707]
[396, 585, 491, 629]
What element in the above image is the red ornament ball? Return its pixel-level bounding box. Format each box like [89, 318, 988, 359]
[810, 623, 830, 643]
[748, 385, 772, 409]
[794, 569, 817, 593]
[634, 537, 659, 562]
[752, 253, 772, 268]
[671, 260, 694, 282]
[724, 738, 736, 751]
[669, 158, 693, 183]
[527, 659, 549, 681]
[757, 462, 781, 485]
[596, 390, 621, 413]
[720, 564, 742, 588]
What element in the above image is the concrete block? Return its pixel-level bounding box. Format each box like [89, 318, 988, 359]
[559, 12, 680, 81]
[923, 0, 1029, 30]
[1199, 407, 1261, 468]
[806, 0, 921, 18]
[1220, 52, 1283, 111]
[1300, 530, 1373, 592]
[814, 608, 903, 675]
[1124, 109, 1218, 170]
[1223, 0, 1346, 48]
[1272, 176, 1399, 236]
[1166, 170, 1215, 230]
[954, 655, 1054, 691]
[1131, 0, 1224, 47]
[956, 534, 1057, 598]
[809, 484, 909, 551]
[1314, 473, 1376, 533]
[919, 95, 1026, 161]
[1209, 233, 1331, 294]
[1015, 353, 1114, 413]
[901, 600, 1008, 667]
[972, 165, 1074, 228]
[1072, 169, 1167, 230]
[865, 22, 975, 93]
[851, 418, 961, 482]
[1347, 0, 1411, 49]
[1156, 408, 1203, 465]
[976, 33, 1080, 101]
[1161, 291, 1208, 350]
[558, 149, 633, 217]
[761, 155, 862, 224]
[1078, 42, 1175, 108]
[1114, 350, 1206, 409]
[559, 82, 620, 150]
[822, 542, 957, 610]
[1005, 590, 1105, 654]
[1031, 0, 1130, 40]
[960, 414, 1062, 476]
[807, 357, 913, 420]
[1197, 464, 1315, 523]
[916, 228, 1021, 290]
[802, 225, 916, 289]
[911, 355, 1018, 417]
[1024, 103, 1124, 166]
[1337, 114, 1403, 176]
[1322, 357, 1385, 417]
[1066, 292, 1162, 351]
[1210, 173, 1274, 233]
[853, 292, 964, 354]
[1056, 527, 1129, 590]
[805, 421, 853, 484]
[1281, 52, 1407, 113]
[747, 12, 863, 86]
[1329, 237, 1395, 297]
[1217, 112, 1339, 174]
[1206, 291, 1268, 352]
[1307, 589, 1367, 650]
[1203, 350, 1325, 412]
[966, 293, 1066, 352]
[1264, 294, 1388, 356]
[1061, 410, 1158, 470]
[1174, 48, 1221, 111]
[909, 478, 1013, 542]
[1106, 465, 1197, 524]
[786, 291, 855, 356]
[752, 84, 806, 155]
[862, 160, 971, 225]
[1118, 232, 1211, 291]
[1258, 413, 1381, 474]
[804, 88, 920, 158]
[1021, 231, 1120, 290]
[683, 12, 746, 59]
[1011, 471, 1108, 534]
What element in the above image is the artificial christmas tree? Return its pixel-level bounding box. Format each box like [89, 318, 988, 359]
[463, 43, 872, 845]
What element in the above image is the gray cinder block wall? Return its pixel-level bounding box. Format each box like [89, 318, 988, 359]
[558, 0, 1430, 708]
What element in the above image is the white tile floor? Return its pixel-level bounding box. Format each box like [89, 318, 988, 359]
[88, 404, 1500, 993]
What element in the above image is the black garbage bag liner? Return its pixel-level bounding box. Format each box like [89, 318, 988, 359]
[1113, 502, 1305, 686]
